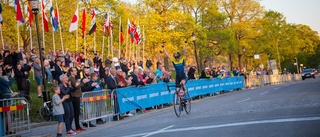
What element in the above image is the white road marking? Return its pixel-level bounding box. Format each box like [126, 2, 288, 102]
[123, 117, 320, 137]
[142, 125, 174, 137]
[274, 87, 280, 90]
[259, 91, 269, 95]
[236, 98, 251, 103]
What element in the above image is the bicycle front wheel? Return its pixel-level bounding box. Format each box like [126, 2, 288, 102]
[184, 92, 191, 114]
[39, 106, 52, 122]
[173, 92, 182, 117]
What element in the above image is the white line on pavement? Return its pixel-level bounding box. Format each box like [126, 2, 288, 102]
[274, 87, 280, 90]
[142, 125, 174, 137]
[123, 117, 320, 137]
[259, 91, 269, 95]
[236, 98, 251, 103]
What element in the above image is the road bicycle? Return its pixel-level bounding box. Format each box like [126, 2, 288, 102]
[39, 101, 53, 122]
[167, 83, 191, 117]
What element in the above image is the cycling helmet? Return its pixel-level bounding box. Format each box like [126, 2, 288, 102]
[173, 52, 181, 58]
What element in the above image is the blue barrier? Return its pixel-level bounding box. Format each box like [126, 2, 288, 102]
[116, 76, 244, 114]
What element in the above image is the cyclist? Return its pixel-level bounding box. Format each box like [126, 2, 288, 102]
[163, 46, 187, 96]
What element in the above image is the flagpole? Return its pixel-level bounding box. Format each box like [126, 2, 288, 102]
[84, 31, 86, 55]
[41, 2, 45, 49]
[76, 5, 78, 52]
[0, 24, 4, 49]
[126, 19, 129, 59]
[30, 25, 33, 50]
[108, 35, 110, 57]
[119, 17, 121, 59]
[94, 32, 96, 53]
[17, 21, 20, 49]
[111, 30, 113, 57]
[102, 35, 105, 61]
[56, 2, 64, 53]
[52, 30, 56, 52]
[143, 25, 145, 67]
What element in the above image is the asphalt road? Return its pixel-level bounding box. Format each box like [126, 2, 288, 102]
[28, 77, 320, 137]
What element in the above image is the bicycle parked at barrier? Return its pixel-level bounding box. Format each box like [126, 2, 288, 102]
[39, 101, 53, 122]
[167, 83, 191, 117]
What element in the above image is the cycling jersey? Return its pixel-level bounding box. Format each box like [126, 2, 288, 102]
[171, 57, 185, 75]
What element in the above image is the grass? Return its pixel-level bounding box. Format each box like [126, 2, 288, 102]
[11, 73, 53, 122]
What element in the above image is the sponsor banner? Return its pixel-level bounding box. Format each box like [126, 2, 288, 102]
[116, 77, 244, 114]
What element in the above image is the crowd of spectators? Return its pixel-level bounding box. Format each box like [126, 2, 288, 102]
[0, 44, 262, 136]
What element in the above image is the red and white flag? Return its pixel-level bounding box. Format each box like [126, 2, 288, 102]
[69, 7, 78, 32]
[42, 0, 49, 32]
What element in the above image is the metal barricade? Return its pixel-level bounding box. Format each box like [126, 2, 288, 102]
[81, 90, 114, 124]
[0, 97, 30, 136]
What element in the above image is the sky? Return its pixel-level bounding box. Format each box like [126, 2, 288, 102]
[121, 0, 320, 34]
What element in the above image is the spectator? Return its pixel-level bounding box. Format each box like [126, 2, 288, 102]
[144, 68, 155, 84]
[44, 55, 53, 84]
[51, 85, 69, 137]
[80, 68, 97, 127]
[200, 67, 212, 79]
[3, 51, 13, 75]
[69, 67, 89, 132]
[57, 48, 68, 62]
[105, 56, 112, 68]
[106, 67, 123, 120]
[65, 54, 71, 68]
[17, 46, 27, 64]
[233, 67, 239, 76]
[10, 47, 18, 69]
[58, 74, 77, 135]
[19, 60, 32, 100]
[188, 65, 196, 80]
[120, 60, 129, 75]
[155, 62, 164, 82]
[146, 58, 153, 69]
[54, 60, 63, 85]
[0, 68, 18, 135]
[115, 68, 128, 88]
[131, 68, 145, 86]
[89, 73, 106, 124]
[33, 58, 43, 98]
[14, 64, 29, 101]
[29, 48, 38, 63]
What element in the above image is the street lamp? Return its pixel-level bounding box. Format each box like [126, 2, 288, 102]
[192, 32, 200, 74]
[276, 38, 290, 74]
[29, 0, 48, 101]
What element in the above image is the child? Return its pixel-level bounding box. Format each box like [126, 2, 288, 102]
[52, 86, 69, 137]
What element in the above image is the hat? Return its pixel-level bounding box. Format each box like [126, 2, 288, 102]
[205, 67, 209, 70]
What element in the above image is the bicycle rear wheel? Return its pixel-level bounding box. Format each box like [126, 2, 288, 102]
[173, 92, 182, 117]
[184, 92, 191, 114]
[39, 106, 52, 122]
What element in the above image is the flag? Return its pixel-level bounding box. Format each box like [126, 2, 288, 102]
[82, 8, 86, 35]
[103, 12, 109, 36]
[129, 20, 136, 43]
[42, 0, 49, 32]
[15, 0, 24, 25]
[88, 9, 96, 35]
[0, 3, 3, 24]
[134, 24, 141, 44]
[120, 22, 124, 43]
[69, 7, 78, 32]
[50, 6, 59, 32]
[27, 2, 34, 27]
